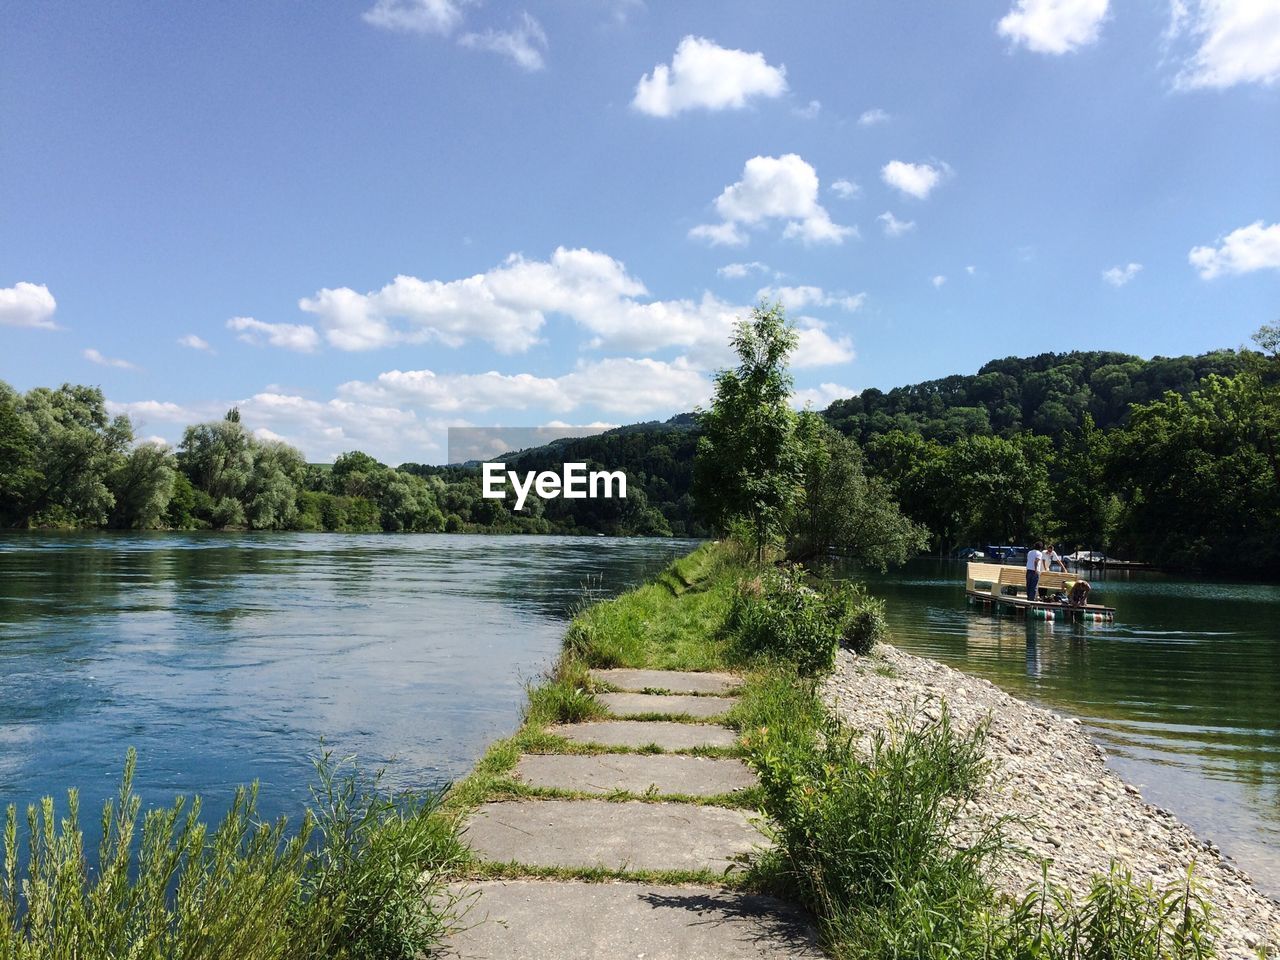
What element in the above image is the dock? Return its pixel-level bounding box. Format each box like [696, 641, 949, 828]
[965, 562, 1116, 623]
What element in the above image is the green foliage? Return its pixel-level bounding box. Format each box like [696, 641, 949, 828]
[726, 568, 863, 676]
[107, 443, 176, 529]
[0, 749, 462, 960]
[787, 417, 929, 569]
[695, 303, 805, 560]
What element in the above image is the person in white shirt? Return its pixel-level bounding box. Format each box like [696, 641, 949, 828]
[1026, 540, 1046, 601]
[1044, 544, 1066, 572]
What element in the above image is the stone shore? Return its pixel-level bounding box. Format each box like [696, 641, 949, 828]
[822, 645, 1280, 958]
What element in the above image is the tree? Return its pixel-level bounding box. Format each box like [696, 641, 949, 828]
[0, 381, 36, 526]
[13, 384, 133, 526]
[108, 442, 176, 529]
[177, 411, 255, 528]
[787, 416, 929, 569]
[694, 303, 805, 560]
[244, 439, 306, 529]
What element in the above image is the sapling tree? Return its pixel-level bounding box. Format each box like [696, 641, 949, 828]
[693, 302, 804, 562]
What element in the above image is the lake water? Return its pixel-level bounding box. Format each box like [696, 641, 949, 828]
[858, 559, 1280, 898]
[0, 532, 694, 830]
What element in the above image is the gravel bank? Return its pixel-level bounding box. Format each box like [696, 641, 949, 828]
[822, 645, 1280, 958]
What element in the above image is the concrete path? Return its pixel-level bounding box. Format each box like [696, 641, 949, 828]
[514, 753, 757, 797]
[464, 800, 763, 872]
[590, 668, 741, 695]
[598, 691, 739, 719]
[551, 719, 739, 750]
[447, 668, 824, 957]
[442, 880, 825, 959]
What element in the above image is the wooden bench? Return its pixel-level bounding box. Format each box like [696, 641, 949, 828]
[997, 566, 1071, 598]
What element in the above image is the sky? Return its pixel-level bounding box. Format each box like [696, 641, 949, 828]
[2, 0, 1278, 464]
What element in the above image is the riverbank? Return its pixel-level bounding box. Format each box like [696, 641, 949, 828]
[823, 643, 1280, 956]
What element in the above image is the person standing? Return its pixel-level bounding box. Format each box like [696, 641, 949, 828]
[1026, 540, 1046, 602]
[1044, 543, 1066, 572]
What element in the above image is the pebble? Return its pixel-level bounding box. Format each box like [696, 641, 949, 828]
[822, 645, 1280, 955]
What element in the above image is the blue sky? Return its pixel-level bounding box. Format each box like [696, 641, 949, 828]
[3, 0, 1278, 464]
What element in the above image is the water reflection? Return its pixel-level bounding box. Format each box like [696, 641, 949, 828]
[852, 558, 1280, 896]
[0, 532, 693, 840]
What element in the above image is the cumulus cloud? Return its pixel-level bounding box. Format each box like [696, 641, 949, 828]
[691, 154, 855, 247]
[362, 0, 464, 34]
[998, 0, 1109, 54]
[830, 178, 860, 199]
[877, 211, 916, 237]
[1189, 220, 1280, 279]
[858, 107, 890, 126]
[227, 316, 321, 352]
[632, 36, 787, 117]
[341, 357, 711, 418]
[0, 281, 57, 329]
[792, 319, 856, 368]
[1102, 262, 1143, 286]
[756, 285, 866, 312]
[881, 160, 949, 200]
[792, 382, 854, 410]
[178, 334, 213, 351]
[83, 348, 138, 370]
[459, 12, 547, 70]
[794, 99, 822, 119]
[931, 275, 947, 288]
[717, 261, 770, 279]
[1170, 0, 1280, 88]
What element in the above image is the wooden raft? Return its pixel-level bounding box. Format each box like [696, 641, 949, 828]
[964, 562, 1116, 623]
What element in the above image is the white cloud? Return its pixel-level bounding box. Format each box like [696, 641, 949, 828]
[792, 382, 854, 410]
[881, 160, 948, 200]
[0, 282, 57, 329]
[632, 36, 787, 117]
[877, 211, 916, 237]
[756, 285, 866, 312]
[717, 261, 769, 279]
[178, 333, 212, 351]
[932, 275, 947, 288]
[1102, 262, 1143, 286]
[108, 399, 203, 425]
[341, 357, 711, 418]
[83, 348, 138, 370]
[966, 264, 977, 275]
[227, 316, 321, 352]
[1171, 0, 1280, 88]
[362, 0, 464, 35]
[830, 178, 860, 199]
[998, 0, 1109, 54]
[794, 99, 822, 119]
[459, 12, 547, 71]
[792, 319, 856, 368]
[1189, 220, 1280, 279]
[858, 107, 890, 126]
[691, 154, 855, 247]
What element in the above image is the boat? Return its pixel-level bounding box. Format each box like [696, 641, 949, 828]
[1064, 551, 1150, 571]
[964, 561, 1116, 623]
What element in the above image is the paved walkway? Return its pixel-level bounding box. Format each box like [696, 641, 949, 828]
[442, 668, 825, 958]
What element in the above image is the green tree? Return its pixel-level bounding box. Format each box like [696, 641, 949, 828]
[787, 416, 929, 569]
[14, 384, 133, 526]
[108, 442, 177, 529]
[245, 439, 306, 529]
[177, 410, 255, 528]
[0, 382, 37, 525]
[694, 303, 804, 560]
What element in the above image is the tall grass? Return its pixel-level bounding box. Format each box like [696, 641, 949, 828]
[0, 749, 465, 960]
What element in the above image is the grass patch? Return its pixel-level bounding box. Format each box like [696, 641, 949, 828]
[463, 861, 754, 889]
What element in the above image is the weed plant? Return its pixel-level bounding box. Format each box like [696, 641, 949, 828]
[0, 749, 464, 960]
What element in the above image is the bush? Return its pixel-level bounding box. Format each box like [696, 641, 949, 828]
[727, 568, 885, 674]
[0, 749, 464, 960]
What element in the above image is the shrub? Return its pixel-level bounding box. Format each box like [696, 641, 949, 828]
[0, 749, 464, 960]
[824, 581, 888, 655]
[727, 568, 841, 676]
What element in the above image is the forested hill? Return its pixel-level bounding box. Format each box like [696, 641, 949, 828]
[823, 349, 1245, 443]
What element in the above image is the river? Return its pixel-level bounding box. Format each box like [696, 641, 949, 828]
[0, 532, 694, 829]
[858, 558, 1280, 898]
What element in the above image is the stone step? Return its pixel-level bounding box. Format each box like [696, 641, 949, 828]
[598, 692, 738, 719]
[440, 880, 824, 959]
[550, 720, 739, 751]
[514, 753, 757, 797]
[464, 800, 764, 872]
[590, 668, 741, 695]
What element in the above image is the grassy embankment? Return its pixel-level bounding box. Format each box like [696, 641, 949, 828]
[448, 541, 1225, 960]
